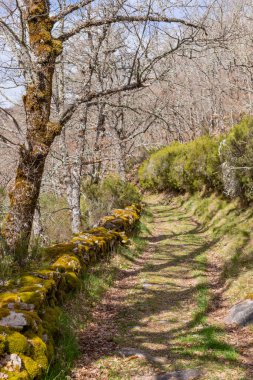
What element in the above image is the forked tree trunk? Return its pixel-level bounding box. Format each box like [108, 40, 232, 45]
[2, 1, 62, 258]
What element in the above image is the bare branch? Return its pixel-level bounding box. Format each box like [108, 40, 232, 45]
[0, 19, 28, 52]
[0, 107, 22, 134]
[59, 82, 148, 126]
[51, 0, 95, 22]
[59, 15, 206, 42]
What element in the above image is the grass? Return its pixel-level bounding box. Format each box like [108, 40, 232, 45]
[173, 244, 238, 366]
[45, 313, 79, 380]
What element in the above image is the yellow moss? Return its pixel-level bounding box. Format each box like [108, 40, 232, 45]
[0, 334, 6, 355]
[26, 334, 48, 371]
[30, 30, 52, 44]
[19, 276, 56, 304]
[52, 39, 63, 56]
[19, 291, 44, 307]
[20, 276, 39, 286]
[36, 44, 53, 56]
[43, 242, 75, 259]
[0, 292, 19, 308]
[20, 354, 41, 379]
[41, 306, 61, 336]
[0, 308, 10, 319]
[64, 272, 81, 290]
[7, 370, 29, 380]
[46, 122, 62, 142]
[51, 254, 81, 273]
[29, 3, 47, 16]
[7, 332, 28, 354]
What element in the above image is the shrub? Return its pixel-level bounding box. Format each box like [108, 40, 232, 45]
[82, 175, 142, 226]
[221, 117, 253, 202]
[138, 142, 183, 191]
[139, 136, 222, 193]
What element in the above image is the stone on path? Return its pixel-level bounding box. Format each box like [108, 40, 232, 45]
[118, 347, 150, 360]
[225, 299, 253, 326]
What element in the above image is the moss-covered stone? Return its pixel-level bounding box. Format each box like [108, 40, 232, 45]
[64, 272, 81, 290]
[51, 254, 81, 273]
[0, 334, 6, 355]
[7, 332, 28, 354]
[18, 292, 43, 308]
[26, 334, 48, 371]
[20, 354, 41, 379]
[6, 370, 30, 380]
[0, 293, 19, 308]
[41, 306, 61, 336]
[43, 242, 75, 260]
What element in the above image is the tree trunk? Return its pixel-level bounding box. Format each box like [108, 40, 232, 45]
[69, 161, 82, 234]
[64, 156, 82, 235]
[33, 204, 45, 242]
[2, 1, 62, 258]
[62, 125, 85, 235]
[116, 141, 126, 181]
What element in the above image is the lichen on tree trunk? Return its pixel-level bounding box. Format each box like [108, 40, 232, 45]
[2, 0, 63, 259]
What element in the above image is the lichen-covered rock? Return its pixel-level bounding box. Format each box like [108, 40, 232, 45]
[0, 311, 28, 330]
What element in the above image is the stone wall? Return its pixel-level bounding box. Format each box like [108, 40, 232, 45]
[0, 204, 141, 379]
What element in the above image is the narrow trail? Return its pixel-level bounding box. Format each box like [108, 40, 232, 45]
[71, 197, 249, 380]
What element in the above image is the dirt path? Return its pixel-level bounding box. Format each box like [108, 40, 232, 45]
[71, 197, 248, 380]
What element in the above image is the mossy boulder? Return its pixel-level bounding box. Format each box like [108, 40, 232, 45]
[20, 354, 41, 379]
[7, 332, 28, 354]
[27, 334, 48, 371]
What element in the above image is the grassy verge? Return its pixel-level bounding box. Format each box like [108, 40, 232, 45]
[44, 212, 151, 380]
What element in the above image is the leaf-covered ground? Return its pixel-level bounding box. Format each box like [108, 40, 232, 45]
[71, 195, 253, 380]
